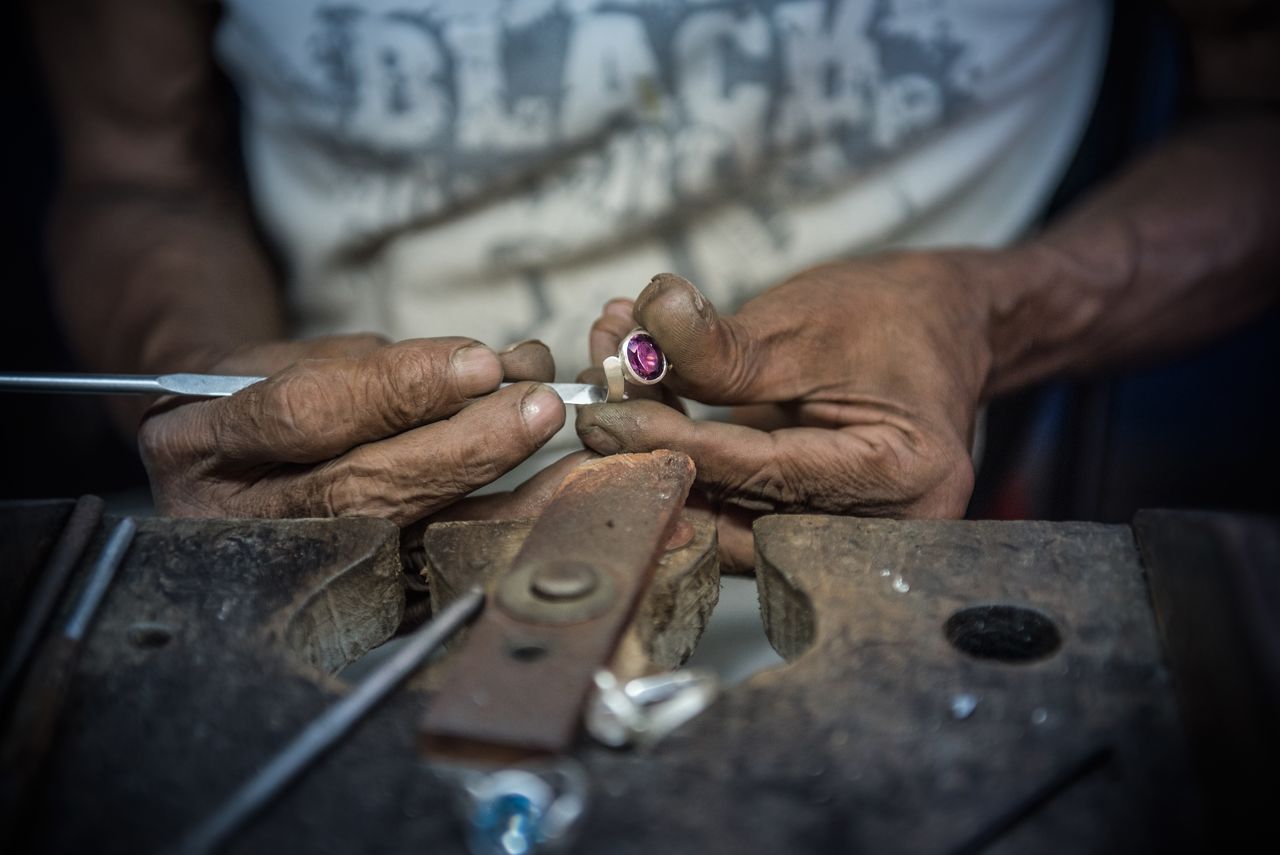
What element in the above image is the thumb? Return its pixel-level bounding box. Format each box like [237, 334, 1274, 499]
[631, 273, 762, 404]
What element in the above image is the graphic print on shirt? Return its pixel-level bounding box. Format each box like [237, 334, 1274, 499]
[224, 1, 978, 256]
[217, 0, 1103, 353]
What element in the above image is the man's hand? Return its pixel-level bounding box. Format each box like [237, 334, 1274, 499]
[578, 259, 993, 567]
[140, 335, 566, 525]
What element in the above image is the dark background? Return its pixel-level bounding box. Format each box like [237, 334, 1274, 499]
[2, 2, 1276, 521]
[1, 2, 148, 502]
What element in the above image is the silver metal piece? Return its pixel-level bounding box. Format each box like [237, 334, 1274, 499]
[509, 383, 606, 406]
[601, 356, 626, 403]
[64, 518, 136, 641]
[496, 559, 616, 625]
[171, 587, 485, 855]
[0, 371, 266, 397]
[0, 372, 604, 405]
[586, 668, 720, 749]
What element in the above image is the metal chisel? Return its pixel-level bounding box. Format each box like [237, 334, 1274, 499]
[0, 372, 607, 405]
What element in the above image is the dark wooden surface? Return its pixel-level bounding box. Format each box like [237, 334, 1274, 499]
[0, 505, 1237, 854]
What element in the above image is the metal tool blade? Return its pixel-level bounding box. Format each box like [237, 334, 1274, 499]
[157, 373, 266, 396]
[0, 372, 606, 404]
[527, 383, 607, 406]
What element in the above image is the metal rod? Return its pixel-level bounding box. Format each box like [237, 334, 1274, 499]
[0, 372, 167, 394]
[0, 372, 264, 397]
[0, 495, 103, 713]
[0, 372, 606, 404]
[1, 517, 136, 844]
[64, 518, 137, 641]
[172, 586, 486, 855]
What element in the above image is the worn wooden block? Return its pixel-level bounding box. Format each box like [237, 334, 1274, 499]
[741, 516, 1200, 853]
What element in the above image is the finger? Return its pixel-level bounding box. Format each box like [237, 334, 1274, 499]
[630, 273, 762, 404]
[683, 496, 757, 574]
[499, 339, 555, 382]
[307, 382, 567, 525]
[589, 298, 636, 364]
[731, 403, 794, 431]
[199, 337, 503, 466]
[143, 333, 396, 423]
[430, 450, 599, 523]
[714, 503, 758, 573]
[577, 400, 894, 515]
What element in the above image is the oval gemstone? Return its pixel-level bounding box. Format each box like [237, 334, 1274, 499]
[625, 333, 665, 382]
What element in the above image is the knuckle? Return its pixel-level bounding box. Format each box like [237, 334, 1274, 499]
[435, 440, 493, 493]
[138, 408, 204, 468]
[732, 460, 802, 511]
[379, 345, 446, 424]
[136, 417, 170, 462]
[262, 370, 330, 456]
[303, 458, 369, 519]
[720, 321, 760, 400]
[915, 441, 975, 518]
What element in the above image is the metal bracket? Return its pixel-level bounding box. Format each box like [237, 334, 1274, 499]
[420, 451, 697, 760]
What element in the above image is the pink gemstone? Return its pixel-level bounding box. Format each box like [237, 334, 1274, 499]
[625, 333, 665, 382]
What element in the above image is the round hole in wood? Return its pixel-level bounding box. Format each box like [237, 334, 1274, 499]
[127, 622, 175, 649]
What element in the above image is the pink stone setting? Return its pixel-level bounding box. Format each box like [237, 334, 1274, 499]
[621, 330, 667, 384]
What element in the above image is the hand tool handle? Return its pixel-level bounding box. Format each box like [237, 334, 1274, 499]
[0, 373, 605, 403]
[0, 372, 265, 397]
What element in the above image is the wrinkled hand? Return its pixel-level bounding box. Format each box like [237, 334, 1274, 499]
[140, 334, 566, 524]
[578, 255, 993, 568]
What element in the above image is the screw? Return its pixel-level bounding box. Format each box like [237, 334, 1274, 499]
[529, 561, 598, 601]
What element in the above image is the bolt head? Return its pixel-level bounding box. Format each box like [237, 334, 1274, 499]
[529, 561, 598, 601]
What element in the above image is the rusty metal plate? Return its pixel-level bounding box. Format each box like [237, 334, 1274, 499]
[417, 513, 718, 688]
[419, 451, 695, 760]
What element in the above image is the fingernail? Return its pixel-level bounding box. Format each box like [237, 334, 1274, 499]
[641, 273, 710, 322]
[689, 285, 708, 316]
[521, 384, 565, 435]
[452, 344, 502, 397]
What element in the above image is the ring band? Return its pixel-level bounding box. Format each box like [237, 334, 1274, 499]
[602, 356, 626, 403]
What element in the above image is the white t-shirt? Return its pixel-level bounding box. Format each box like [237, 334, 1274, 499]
[217, 0, 1108, 376]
